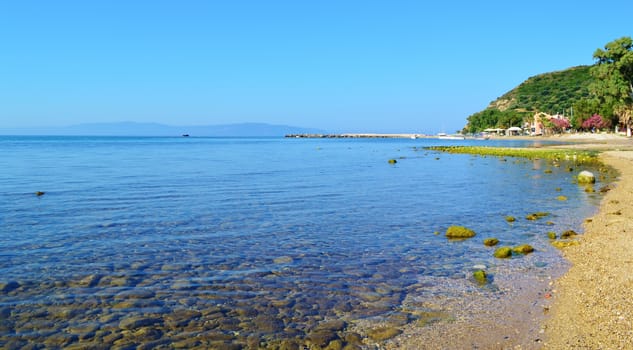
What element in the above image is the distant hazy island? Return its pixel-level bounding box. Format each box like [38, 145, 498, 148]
[0, 122, 327, 137]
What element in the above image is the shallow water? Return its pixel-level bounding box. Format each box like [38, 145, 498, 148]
[0, 136, 609, 348]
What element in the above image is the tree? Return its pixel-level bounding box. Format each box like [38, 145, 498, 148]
[581, 114, 610, 131]
[550, 118, 570, 133]
[590, 37, 633, 135]
[615, 105, 633, 136]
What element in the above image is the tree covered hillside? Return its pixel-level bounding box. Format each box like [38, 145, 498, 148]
[465, 66, 593, 132]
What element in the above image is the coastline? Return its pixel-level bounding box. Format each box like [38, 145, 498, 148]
[543, 148, 633, 348]
[385, 133, 633, 349]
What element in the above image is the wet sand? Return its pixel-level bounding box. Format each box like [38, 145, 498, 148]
[387, 133, 633, 349]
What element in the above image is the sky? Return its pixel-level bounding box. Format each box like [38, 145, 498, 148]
[1, 1, 632, 134]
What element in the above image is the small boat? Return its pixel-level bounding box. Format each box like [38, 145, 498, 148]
[182, 134, 190, 137]
[437, 133, 465, 140]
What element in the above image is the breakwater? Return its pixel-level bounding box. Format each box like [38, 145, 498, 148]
[285, 133, 427, 139]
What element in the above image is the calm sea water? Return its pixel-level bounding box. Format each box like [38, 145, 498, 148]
[0, 136, 606, 348]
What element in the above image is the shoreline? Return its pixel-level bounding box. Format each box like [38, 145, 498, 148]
[385, 134, 633, 349]
[543, 148, 633, 348]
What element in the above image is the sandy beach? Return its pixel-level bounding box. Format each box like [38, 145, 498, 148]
[543, 139, 633, 348]
[384, 133, 633, 349]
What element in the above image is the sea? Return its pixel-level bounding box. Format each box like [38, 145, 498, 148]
[0, 136, 609, 349]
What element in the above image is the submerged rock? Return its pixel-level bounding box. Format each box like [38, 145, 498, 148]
[577, 170, 596, 184]
[0, 281, 20, 293]
[561, 230, 578, 238]
[445, 225, 476, 239]
[505, 216, 516, 223]
[367, 326, 402, 341]
[493, 247, 512, 259]
[483, 238, 499, 247]
[547, 231, 557, 239]
[526, 212, 550, 221]
[512, 244, 534, 254]
[551, 240, 580, 249]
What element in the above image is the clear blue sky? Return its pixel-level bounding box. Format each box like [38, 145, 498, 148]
[1, 1, 631, 133]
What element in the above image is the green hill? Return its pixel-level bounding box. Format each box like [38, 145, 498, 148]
[465, 65, 593, 132]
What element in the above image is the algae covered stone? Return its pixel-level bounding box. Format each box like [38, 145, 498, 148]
[473, 270, 487, 284]
[526, 212, 550, 220]
[512, 244, 534, 254]
[445, 225, 476, 239]
[547, 231, 557, 239]
[505, 216, 516, 223]
[483, 238, 499, 247]
[561, 230, 578, 238]
[367, 326, 402, 341]
[493, 247, 512, 258]
[577, 170, 596, 184]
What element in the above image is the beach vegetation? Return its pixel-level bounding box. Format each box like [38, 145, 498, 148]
[580, 114, 610, 131]
[463, 36, 633, 135]
[445, 225, 476, 239]
[464, 66, 592, 133]
[590, 36, 633, 131]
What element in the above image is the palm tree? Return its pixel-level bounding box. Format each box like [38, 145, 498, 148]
[615, 105, 633, 137]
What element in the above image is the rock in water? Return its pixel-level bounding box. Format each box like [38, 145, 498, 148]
[493, 247, 512, 258]
[445, 225, 476, 239]
[473, 270, 487, 284]
[483, 238, 499, 246]
[577, 170, 596, 184]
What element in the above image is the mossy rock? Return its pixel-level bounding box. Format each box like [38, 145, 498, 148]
[473, 270, 487, 284]
[551, 240, 580, 249]
[493, 247, 512, 258]
[366, 326, 402, 341]
[512, 244, 534, 254]
[483, 238, 499, 247]
[388, 159, 397, 164]
[556, 195, 568, 201]
[445, 225, 476, 239]
[505, 216, 516, 223]
[547, 231, 557, 239]
[577, 170, 596, 184]
[526, 212, 550, 220]
[561, 230, 578, 238]
[584, 186, 595, 193]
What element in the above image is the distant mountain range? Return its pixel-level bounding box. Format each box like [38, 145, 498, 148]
[0, 122, 327, 137]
